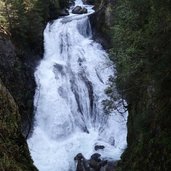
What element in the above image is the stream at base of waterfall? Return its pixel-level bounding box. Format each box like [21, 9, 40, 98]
[27, 0, 127, 170]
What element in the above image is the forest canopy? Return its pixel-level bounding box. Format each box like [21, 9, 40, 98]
[0, 0, 69, 52]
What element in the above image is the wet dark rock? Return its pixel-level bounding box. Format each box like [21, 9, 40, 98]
[74, 153, 115, 171]
[90, 153, 101, 162]
[83, 77, 94, 112]
[74, 153, 84, 171]
[72, 6, 88, 14]
[89, 154, 107, 171]
[59, 9, 69, 16]
[72, 6, 82, 13]
[100, 160, 108, 167]
[83, 126, 90, 134]
[95, 145, 105, 151]
[74, 153, 84, 161]
[74, 153, 90, 171]
[54, 63, 63, 72]
[82, 7, 88, 14]
[89, 159, 101, 171]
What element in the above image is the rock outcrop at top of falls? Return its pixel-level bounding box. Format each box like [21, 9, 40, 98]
[72, 6, 88, 14]
[59, 9, 70, 16]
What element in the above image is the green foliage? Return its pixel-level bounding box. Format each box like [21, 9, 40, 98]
[107, 0, 171, 170]
[0, 0, 69, 53]
[111, 0, 171, 89]
[0, 80, 38, 171]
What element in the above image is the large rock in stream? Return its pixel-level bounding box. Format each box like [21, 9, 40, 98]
[72, 6, 88, 14]
[94, 145, 105, 151]
[74, 153, 116, 171]
[74, 153, 90, 171]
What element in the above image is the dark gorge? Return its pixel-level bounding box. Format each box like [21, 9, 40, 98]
[0, 0, 170, 171]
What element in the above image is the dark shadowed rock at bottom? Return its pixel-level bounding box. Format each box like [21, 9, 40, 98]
[90, 153, 101, 162]
[74, 153, 90, 171]
[74, 153, 116, 171]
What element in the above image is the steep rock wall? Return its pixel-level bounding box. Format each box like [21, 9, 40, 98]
[0, 31, 36, 137]
[89, 0, 115, 49]
[0, 79, 37, 171]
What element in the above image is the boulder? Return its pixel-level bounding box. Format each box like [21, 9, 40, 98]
[74, 153, 84, 161]
[94, 145, 105, 151]
[90, 153, 101, 162]
[100, 160, 108, 167]
[72, 6, 88, 14]
[82, 7, 88, 14]
[74, 153, 113, 171]
[89, 159, 101, 171]
[72, 6, 82, 13]
[74, 153, 90, 171]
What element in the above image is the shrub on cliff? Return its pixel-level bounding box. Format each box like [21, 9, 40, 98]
[108, 0, 171, 170]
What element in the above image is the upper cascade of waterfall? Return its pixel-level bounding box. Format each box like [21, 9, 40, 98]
[28, 1, 127, 171]
[69, 0, 94, 15]
[75, 0, 84, 6]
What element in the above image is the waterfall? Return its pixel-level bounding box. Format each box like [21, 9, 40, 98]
[28, 1, 127, 171]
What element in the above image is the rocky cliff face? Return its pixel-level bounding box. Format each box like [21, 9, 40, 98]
[0, 78, 37, 171]
[117, 81, 171, 171]
[0, 31, 36, 137]
[89, 0, 115, 49]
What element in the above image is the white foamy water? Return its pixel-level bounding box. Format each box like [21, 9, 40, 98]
[28, 1, 127, 171]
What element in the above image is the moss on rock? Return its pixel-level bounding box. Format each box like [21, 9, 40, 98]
[0, 79, 37, 171]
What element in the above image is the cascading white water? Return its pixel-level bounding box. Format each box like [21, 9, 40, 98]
[28, 0, 127, 171]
